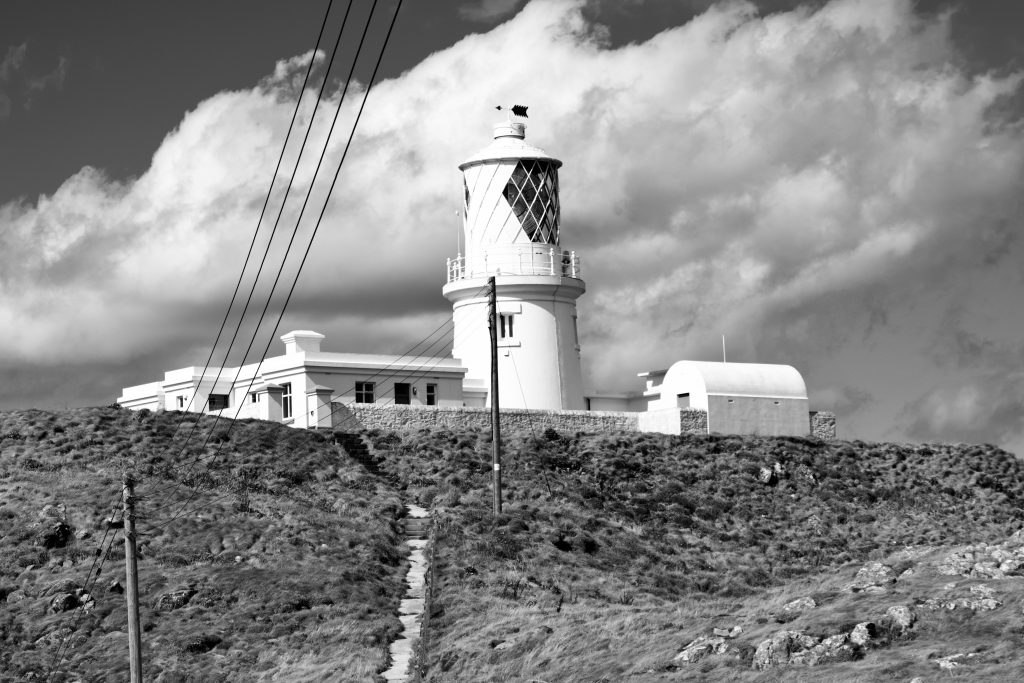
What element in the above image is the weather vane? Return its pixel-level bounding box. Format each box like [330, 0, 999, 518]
[495, 104, 528, 120]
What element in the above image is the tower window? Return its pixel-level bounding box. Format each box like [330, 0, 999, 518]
[355, 381, 375, 403]
[176, 396, 185, 410]
[504, 159, 559, 244]
[282, 383, 292, 418]
[500, 313, 515, 339]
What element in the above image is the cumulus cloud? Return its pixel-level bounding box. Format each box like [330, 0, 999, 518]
[1, 0, 1023, 453]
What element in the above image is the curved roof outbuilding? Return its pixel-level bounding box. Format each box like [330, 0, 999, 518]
[660, 360, 808, 407]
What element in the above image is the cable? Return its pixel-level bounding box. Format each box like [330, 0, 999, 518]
[151, 0, 358, 497]
[155, 0, 403, 530]
[147, 0, 371, 503]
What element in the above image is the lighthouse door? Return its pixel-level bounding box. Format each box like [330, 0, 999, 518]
[394, 383, 411, 405]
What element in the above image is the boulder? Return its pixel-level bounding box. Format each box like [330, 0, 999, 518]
[155, 588, 197, 611]
[674, 635, 729, 663]
[712, 625, 742, 638]
[789, 634, 856, 666]
[752, 630, 819, 670]
[758, 467, 778, 486]
[776, 596, 816, 622]
[38, 522, 73, 549]
[938, 550, 975, 576]
[850, 562, 896, 592]
[884, 605, 916, 632]
[50, 593, 79, 613]
[971, 562, 1006, 579]
[849, 622, 876, 647]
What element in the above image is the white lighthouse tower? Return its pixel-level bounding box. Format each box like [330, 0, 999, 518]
[443, 113, 586, 410]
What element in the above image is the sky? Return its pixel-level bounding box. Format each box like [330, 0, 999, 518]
[1, 0, 1023, 454]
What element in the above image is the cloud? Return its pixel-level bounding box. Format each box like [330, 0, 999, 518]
[459, 0, 528, 22]
[0, 43, 27, 80]
[1, 0, 1023, 454]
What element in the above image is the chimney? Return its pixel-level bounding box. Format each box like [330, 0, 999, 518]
[280, 330, 325, 355]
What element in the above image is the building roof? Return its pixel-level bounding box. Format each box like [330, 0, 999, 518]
[662, 360, 808, 400]
[459, 123, 562, 170]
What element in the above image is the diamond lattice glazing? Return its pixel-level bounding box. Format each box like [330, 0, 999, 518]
[504, 160, 560, 244]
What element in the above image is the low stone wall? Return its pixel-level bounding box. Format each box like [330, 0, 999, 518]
[331, 401, 830, 439]
[810, 411, 837, 440]
[335, 403, 639, 434]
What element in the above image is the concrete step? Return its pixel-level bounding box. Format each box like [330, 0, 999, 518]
[404, 517, 430, 539]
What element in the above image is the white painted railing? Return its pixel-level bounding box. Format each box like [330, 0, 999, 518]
[446, 246, 581, 283]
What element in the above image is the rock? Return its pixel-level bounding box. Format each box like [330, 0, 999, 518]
[884, 605, 916, 632]
[758, 467, 778, 486]
[108, 579, 124, 594]
[38, 521, 73, 549]
[998, 558, 1024, 575]
[674, 635, 729, 663]
[936, 653, 978, 670]
[50, 593, 79, 613]
[971, 562, 1006, 579]
[182, 634, 222, 654]
[772, 462, 786, 478]
[712, 625, 742, 638]
[962, 584, 1001, 611]
[938, 550, 975, 576]
[777, 596, 816, 622]
[752, 630, 819, 670]
[6, 589, 27, 604]
[850, 562, 896, 591]
[155, 588, 196, 611]
[39, 503, 67, 521]
[74, 528, 91, 541]
[849, 622, 876, 647]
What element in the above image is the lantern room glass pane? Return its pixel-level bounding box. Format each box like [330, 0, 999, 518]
[503, 160, 560, 244]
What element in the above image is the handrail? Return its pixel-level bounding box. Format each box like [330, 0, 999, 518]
[445, 246, 581, 283]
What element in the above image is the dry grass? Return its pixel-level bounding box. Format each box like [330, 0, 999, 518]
[0, 407, 406, 682]
[360, 426, 1024, 682]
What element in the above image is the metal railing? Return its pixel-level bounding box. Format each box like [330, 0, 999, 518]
[446, 246, 581, 283]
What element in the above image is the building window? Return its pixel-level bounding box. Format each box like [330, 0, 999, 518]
[355, 381, 375, 404]
[208, 394, 229, 411]
[503, 159, 559, 244]
[282, 383, 292, 418]
[250, 393, 259, 404]
[176, 396, 185, 409]
[500, 313, 515, 339]
[677, 393, 690, 409]
[426, 383, 437, 406]
[395, 383, 411, 405]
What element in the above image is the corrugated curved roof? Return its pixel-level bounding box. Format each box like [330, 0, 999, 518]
[663, 361, 807, 399]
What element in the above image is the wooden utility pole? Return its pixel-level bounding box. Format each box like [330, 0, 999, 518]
[121, 472, 143, 683]
[488, 276, 502, 514]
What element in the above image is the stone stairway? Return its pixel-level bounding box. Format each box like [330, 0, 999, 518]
[382, 504, 430, 683]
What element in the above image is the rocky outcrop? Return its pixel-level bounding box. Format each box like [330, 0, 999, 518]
[937, 532, 1024, 578]
[920, 584, 1001, 612]
[155, 587, 196, 611]
[673, 635, 731, 663]
[849, 562, 896, 593]
[776, 596, 816, 622]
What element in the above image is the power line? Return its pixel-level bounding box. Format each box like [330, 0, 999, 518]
[154, 0, 403, 529]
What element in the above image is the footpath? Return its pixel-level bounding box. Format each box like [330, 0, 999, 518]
[382, 504, 430, 682]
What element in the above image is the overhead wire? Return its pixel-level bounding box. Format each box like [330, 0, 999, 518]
[153, 0, 403, 530]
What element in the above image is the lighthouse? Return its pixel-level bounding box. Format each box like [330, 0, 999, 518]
[443, 113, 586, 410]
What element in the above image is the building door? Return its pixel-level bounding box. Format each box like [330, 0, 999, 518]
[395, 383, 411, 405]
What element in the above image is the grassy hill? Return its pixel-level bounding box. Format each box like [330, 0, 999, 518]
[362, 427, 1024, 682]
[3, 408, 1024, 681]
[0, 407, 407, 682]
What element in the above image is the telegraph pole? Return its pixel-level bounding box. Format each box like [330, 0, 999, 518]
[122, 472, 143, 683]
[488, 276, 502, 514]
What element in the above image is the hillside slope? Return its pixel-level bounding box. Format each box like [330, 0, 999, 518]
[363, 427, 1024, 682]
[0, 407, 406, 683]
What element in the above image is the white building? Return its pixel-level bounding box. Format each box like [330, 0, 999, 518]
[118, 330, 467, 429]
[444, 118, 585, 410]
[117, 115, 829, 438]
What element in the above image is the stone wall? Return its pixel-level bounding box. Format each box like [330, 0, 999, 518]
[334, 403, 640, 434]
[810, 411, 837, 440]
[331, 401, 828, 439]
